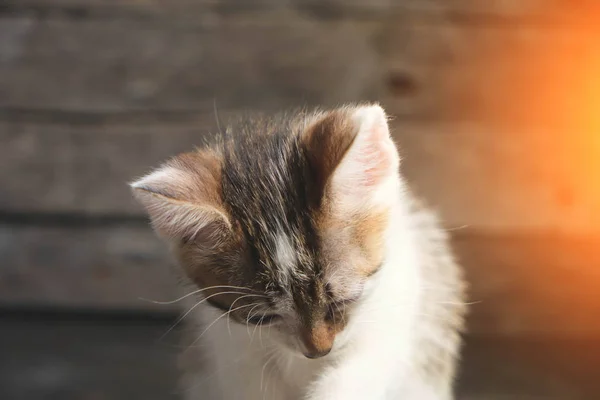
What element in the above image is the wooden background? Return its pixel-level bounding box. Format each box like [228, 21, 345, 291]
[2, 0, 600, 336]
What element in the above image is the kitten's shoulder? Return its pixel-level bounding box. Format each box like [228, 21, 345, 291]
[406, 191, 467, 392]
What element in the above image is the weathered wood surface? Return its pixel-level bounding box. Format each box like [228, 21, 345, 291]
[379, 24, 600, 128]
[0, 118, 214, 215]
[1, 10, 598, 123]
[0, 16, 381, 112]
[452, 233, 600, 336]
[399, 123, 600, 232]
[3, 118, 600, 232]
[7, 0, 600, 19]
[0, 223, 179, 312]
[1, 225, 599, 335]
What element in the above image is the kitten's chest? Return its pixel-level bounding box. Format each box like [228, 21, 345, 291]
[211, 349, 321, 400]
[276, 354, 323, 393]
[197, 319, 323, 400]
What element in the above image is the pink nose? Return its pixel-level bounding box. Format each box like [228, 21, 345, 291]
[299, 322, 335, 359]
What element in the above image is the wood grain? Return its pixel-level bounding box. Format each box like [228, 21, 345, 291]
[7, 0, 600, 19]
[2, 12, 597, 125]
[0, 223, 179, 312]
[379, 22, 600, 127]
[398, 122, 600, 233]
[452, 233, 600, 336]
[0, 16, 381, 112]
[0, 118, 213, 215]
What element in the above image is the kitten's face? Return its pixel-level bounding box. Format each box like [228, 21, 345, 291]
[131, 104, 400, 358]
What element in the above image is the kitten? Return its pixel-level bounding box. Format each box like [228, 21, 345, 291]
[130, 104, 466, 400]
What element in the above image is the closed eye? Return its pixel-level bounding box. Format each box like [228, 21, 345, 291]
[247, 313, 281, 326]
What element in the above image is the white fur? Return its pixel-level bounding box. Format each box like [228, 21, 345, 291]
[180, 187, 458, 400]
[171, 105, 462, 400]
[273, 231, 298, 285]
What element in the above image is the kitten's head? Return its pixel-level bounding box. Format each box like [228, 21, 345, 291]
[131, 104, 401, 359]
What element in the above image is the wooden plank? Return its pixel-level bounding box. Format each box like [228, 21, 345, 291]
[411, 0, 600, 19]
[0, 223, 179, 312]
[398, 122, 600, 233]
[0, 15, 381, 112]
[1, 225, 599, 335]
[0, 118, 215, 215]
[3, 118, 600, 233]
[452, 233, 600, 336]
[2, 13, 598, 125]
[6, 0, 600, 20]
[379, 22, 600, 127]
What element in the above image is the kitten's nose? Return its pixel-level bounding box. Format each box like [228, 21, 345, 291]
[300, 322, 334, 359]
[304, 347, 331, 359]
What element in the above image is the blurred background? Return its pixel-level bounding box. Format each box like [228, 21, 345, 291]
[1, 1, 600, 399]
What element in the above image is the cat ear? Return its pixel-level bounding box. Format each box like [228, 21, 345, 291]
[304, 104, 400, 212]
[332, 104, 400, 211]
[130, 151, 231, 244]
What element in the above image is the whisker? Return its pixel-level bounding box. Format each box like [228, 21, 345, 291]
[160, 291, 262, 340]
[229, 302, 262, 340]
[444, 224, 469, 231]
[251, 311, 267, 344]
[437, 300, 481, 306]
[269, 351, 283, 400]
[139, 284, 259, 305]
[260, 351, 277, 393]
[245, 304, 264, 338]
[226, 295, 264, 337]
[186, 303, 260, 350]
[258, 313, 268, 347]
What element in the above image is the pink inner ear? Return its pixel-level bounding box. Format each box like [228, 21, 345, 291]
[333, 105, 399, 199]
[130, 157, 230, 242]
[355, 120, 396, 187]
